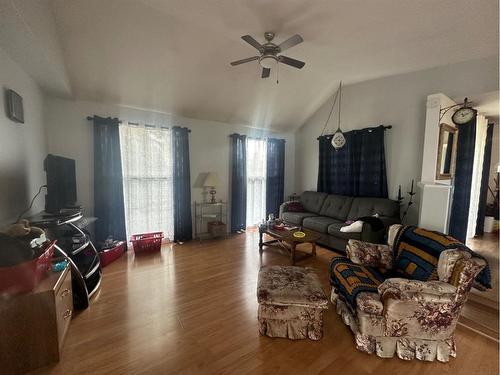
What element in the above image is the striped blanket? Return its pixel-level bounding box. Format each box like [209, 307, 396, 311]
[393, 225, 491, 289]
[329, 257, 385, 312]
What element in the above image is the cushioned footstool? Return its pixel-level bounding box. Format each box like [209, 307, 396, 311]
[257, 266, 329, 340]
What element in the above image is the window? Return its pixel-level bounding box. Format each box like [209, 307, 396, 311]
[119, 123, 174, 240]
[246, 138, 267, 226]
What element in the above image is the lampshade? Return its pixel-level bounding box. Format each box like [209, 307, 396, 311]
[497, 163, 500, 173]
[203, 172, 219, 187]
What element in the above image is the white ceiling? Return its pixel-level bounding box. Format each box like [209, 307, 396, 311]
[1, 0, 498, 131]
[0, 0, 70, 95]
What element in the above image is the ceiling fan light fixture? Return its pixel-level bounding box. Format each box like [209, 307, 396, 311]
[231, 32, 304, 79]
[259, 55, 278, 69]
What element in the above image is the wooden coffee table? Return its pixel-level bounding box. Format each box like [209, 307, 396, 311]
[258, 225, 321, 265]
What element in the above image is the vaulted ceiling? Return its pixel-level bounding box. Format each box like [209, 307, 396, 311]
[1, 0, 498, 131]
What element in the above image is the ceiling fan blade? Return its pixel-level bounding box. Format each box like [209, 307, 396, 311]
[241, 35, 263, 51]
[278, 34, 303, 52]
[279, 55, 305, 69]
[230, 56, 259, 66]
[261, 67, 271, 78]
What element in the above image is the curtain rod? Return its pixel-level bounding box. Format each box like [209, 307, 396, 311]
[86, 115, 191, 132]
[317, 125, 392, 140]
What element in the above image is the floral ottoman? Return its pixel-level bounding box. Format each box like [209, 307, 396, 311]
[257, 266, 329, 340]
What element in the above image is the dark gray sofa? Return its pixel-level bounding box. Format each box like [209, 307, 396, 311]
[279, 191, 400, 252]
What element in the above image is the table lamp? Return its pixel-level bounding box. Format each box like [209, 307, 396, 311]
[203, 172, 219, 203]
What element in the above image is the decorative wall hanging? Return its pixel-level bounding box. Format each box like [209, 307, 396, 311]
[318, 81, 346, 150]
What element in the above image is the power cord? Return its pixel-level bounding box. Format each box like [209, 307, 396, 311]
[15, 185, 47, 223]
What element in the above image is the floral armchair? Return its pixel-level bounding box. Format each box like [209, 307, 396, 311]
[330, 224, 488, 362]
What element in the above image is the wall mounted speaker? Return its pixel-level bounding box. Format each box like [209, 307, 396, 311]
[6, 89, 24, 123]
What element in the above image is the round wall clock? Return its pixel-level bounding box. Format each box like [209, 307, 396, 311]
[452, 107, 476, 125]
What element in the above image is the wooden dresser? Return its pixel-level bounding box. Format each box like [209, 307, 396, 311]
[0, 264, 73, 374]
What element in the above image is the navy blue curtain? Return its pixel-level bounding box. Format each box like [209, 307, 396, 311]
[172, 127, 192, 242]
[230, 134, 247, 233]
[93, 116, 127, 244]
[475, 123, 494, 236]
[449, 114, 477, 242]
[317, 125, 388, 198]
[266, 138, 285, 217]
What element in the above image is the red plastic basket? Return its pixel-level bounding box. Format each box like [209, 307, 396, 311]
[99, 241, 126, 267]
[0, 241, 56, 294]
[130, 232, 163, 253]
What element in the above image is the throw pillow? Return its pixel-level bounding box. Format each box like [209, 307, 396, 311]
[287, 201, 304, 212]
[340, 220, 363, 233]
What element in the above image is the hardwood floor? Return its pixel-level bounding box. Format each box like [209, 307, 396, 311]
[463, 232, 500, 340]
[32, 232, 499, 375]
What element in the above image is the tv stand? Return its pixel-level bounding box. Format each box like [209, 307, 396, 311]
[28, 210, 102, 310]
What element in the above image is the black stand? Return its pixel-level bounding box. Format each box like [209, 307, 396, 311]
[27, 210, 102, 310]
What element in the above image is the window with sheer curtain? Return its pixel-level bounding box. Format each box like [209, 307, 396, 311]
[119, 123, 174, 241]
[246, 138, 267, 226]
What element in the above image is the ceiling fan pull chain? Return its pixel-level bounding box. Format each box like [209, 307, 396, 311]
[276, 63, 279, 85]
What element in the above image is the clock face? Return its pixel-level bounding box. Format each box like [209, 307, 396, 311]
[452, 107, 475, 125]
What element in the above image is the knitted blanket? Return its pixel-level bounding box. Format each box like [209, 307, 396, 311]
[329, 257, 385, 312]
[393, 225, 491, 289]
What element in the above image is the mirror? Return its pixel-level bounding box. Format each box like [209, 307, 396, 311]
[436, 123, 458, 180]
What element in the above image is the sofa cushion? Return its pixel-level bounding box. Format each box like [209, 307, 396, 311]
[303, 216, 343, 233]
[282, 211, 318, 225]
[328, 222, 362, 240]
[319, 194, 353, 221]
[300, 191, 328, 214]
[347, 197, 399, 220]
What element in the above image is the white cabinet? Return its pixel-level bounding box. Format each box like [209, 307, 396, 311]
[418, 182, 453, 233]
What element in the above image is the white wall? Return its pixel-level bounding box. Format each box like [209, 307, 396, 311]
[45, 98, 295, 227]
[295, 56, 499, 224]
[0, 47, 48, 226]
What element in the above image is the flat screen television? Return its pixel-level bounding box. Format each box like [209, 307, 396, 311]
[44, 154, 77, 214]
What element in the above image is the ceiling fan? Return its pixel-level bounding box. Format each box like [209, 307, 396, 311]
[230, 32, 305, 78]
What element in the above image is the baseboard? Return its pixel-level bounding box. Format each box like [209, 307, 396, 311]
[458, 316, 499, 342]
[468, 292, 499, 311]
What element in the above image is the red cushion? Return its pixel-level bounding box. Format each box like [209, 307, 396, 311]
[287, 201, 304, 212]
